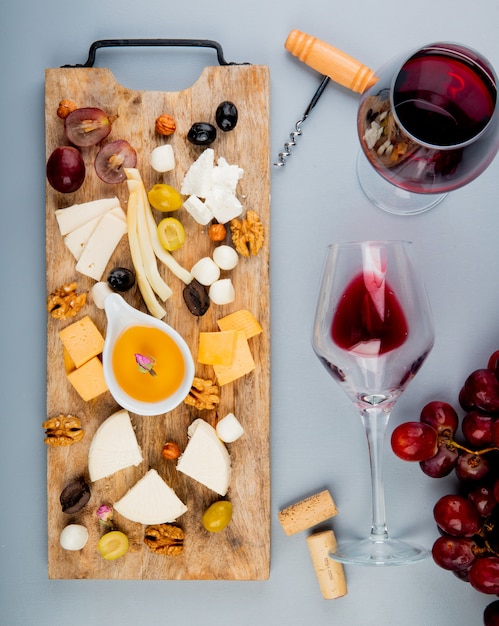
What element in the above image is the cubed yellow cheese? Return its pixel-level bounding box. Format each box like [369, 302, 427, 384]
[217, 309, 263, 339]
[59, 316, 105, 368]
[198, 330, 237, 366]
[63, 348, 76, 374]
[213, 330, 255, 385]
[66, 356, 108, 401]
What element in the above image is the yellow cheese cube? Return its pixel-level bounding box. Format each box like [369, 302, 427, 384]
[213, 330, 255, 385]
[198, 330, 237, 366]
[66, 356, 108, 401]
[59, 316, 105, 368]
[63, 348, 76, 374]
[217, 309, 263, 339]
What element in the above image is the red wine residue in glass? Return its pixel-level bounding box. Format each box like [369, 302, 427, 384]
[331, 272, 408, 355]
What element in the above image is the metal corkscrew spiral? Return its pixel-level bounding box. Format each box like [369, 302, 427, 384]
[274, 75, 330, 167]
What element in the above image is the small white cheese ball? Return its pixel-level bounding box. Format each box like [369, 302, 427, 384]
[209, 278, 235, 305]
[91, 281, 114, 309]
[60, 524, 89, 551]
[150, 144, 175, 173]
[216, 413, 245, 443]
[191, 257, 221, 286]
[212, 245, 239, 271]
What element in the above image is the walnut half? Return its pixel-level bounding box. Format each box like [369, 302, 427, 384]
[144, 524, 185, 556]
[230, 210, 264, 257]
[47, 282, 87, 320]
[184, 377, 220, 411]
[43, 414, 84, 446]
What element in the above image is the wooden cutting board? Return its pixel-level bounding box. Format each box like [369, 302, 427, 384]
[45, 59, 270, 580]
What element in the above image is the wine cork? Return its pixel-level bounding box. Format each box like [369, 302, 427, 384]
[306, 530, 347, 600]
[278, 489, 338, 535]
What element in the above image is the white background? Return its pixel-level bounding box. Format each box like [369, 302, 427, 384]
[2, 0, 499, 624]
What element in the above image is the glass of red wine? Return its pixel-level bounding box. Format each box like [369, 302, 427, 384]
[358, 42, 499, 214]
[312, 241, 435, 565]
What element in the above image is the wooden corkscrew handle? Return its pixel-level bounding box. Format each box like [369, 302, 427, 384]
[285, 29, 377, 94]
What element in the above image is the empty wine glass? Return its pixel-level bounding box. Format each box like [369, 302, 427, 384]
[357, 42, 499, 214]
[312, 241, 435, 565]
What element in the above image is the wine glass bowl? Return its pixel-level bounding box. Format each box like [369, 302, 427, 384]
[357, 42, 499, 214]
[312, 241, 435, 565]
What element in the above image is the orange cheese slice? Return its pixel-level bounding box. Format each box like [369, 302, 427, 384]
[198, 330, 237, 366]
[216, 309, 263, 339]
[66, 356, 108, 401]
[213, 330, 255, 385]
[59, 315, 105, 368]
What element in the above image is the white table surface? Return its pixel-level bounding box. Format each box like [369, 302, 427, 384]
[2, 0, 499, 624]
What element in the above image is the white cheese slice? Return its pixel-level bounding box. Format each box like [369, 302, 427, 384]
[64, 207, 126, 261]
[204, 188, 243, 224]
[64, 215, 103, 260]
[55, 197, 120, 236]
[75, 209, 128, 281]
[180, 148, 214, 197]
[177, 418, 231, 496]
[88, 409, 143, 482]
[114, 469, 188, 525]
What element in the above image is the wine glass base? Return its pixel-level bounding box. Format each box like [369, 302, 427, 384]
[357, 151, 447, 215]
[330, 537, 430, 566]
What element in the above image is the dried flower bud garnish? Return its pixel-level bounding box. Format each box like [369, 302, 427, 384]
[135, 353, 157, 376]
[97, 504, 115, 529]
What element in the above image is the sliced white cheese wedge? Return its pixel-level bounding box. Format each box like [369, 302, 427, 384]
[55, 197, 120, 236]
[64, 215, 103, 260]
[76, 209, 127, 281]
[64, 207, 126, 261]
[180, 148, 214, 197]
[114, 469, 188, 525]
[177, 418, 231, 496]
[88, 409, 143, 482]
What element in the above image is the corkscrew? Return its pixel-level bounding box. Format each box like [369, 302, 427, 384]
[274, 75, 330, 167]
[274, 30, 377, 168]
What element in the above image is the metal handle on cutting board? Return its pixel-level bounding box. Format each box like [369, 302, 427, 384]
[62, 38, 248, 68]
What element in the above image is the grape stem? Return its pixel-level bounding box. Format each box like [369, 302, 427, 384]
[441, 436, 498, 456]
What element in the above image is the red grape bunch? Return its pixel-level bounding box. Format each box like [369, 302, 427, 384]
[390, 351, 499, 626]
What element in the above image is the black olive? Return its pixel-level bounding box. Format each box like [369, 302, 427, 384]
[215, 101, 238, 131]
[107, 267, 136, 292]
[183, 279, 210, 316]
[60, 477, 91, 514]
[187, 123, 217, 146]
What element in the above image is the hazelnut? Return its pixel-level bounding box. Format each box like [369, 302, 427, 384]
[57, 99, 77, 119]
[162, 442, 181, 460]
[155, 114, 176, 136]
[208, 223, 227, 242]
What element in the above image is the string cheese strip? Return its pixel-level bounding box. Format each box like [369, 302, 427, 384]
[125, 183, 166, 319]
[278, 489, 338, 536]
[306, 531, 347, 600]
[125, 167, 192, 285]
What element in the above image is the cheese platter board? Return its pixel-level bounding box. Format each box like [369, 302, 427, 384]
[45, 39, 271, 580]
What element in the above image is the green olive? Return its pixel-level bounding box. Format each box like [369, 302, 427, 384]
[157, 217, 186, 251]
[202, 500, 232, 533]
[97, 531, 129, 560]
[148, 183, 183, 212]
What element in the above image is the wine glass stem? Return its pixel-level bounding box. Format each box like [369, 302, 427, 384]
[360, 406, 391, 541]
